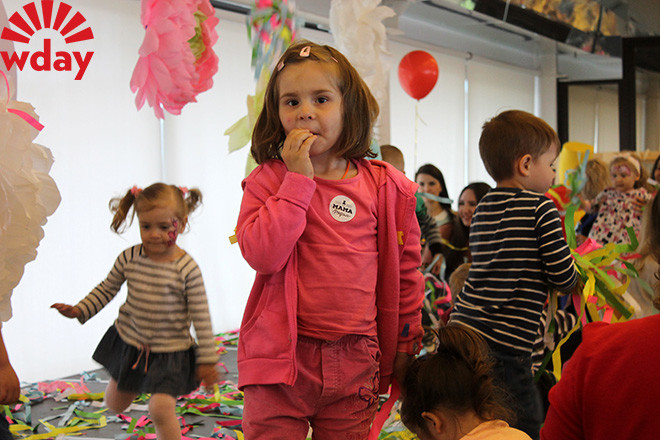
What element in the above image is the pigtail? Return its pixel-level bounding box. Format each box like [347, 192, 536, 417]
[182, 187, 203, 214]
[109, 189, 137, 233]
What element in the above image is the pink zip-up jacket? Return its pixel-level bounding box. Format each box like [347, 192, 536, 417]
[236, 158, 424, 393]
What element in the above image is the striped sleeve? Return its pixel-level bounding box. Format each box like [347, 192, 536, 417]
[75, 246, 136, 324]
[180, 256, 217, 364]
[536, 199, 578, 291]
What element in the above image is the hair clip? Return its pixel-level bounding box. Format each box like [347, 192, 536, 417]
[277, 60, 285, 71]
[131, 186, 142, 196]
[179, 186, 188, 195]
[299, 46, 311, 57]
[331, 56, 338, 63]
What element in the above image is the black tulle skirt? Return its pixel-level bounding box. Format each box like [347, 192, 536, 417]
[93, 325, 199, 397]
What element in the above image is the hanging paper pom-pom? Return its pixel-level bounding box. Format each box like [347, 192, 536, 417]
[130, 0, 219, 119]
[329, 0, 395, 106]
[0, 97, 60, 321]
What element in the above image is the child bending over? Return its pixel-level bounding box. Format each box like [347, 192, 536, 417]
[400, 325, 530, 440]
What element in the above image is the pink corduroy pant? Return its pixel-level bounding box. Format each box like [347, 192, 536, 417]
[242, 334, 381, 440]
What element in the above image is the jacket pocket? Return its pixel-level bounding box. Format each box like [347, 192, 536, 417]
[240, 280, 291, 360]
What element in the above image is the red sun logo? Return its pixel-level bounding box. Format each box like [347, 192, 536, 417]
[0, 1, 94, 80]
[1, 1, 93, 44]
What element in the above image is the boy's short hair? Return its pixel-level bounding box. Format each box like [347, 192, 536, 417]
[380, 144, 405, 172]
[448, 262, 471, 305]
[479, 110, 560, 182]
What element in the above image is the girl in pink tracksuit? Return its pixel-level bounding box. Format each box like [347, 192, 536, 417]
[235, 40, 424, 439]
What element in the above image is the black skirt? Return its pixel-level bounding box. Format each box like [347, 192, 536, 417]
[93, 325, 199, 397]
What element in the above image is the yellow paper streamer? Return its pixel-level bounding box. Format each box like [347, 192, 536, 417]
[14, 416, 107, 440]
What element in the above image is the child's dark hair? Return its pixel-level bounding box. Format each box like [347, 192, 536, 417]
[652, 155, 660, 180]
[109, 183, 202, 233]
[452, 181, 491, 244]
[400, 325, 514, 436]
[251, 40, 379, 164]
[415, 163, 453, 214]
[479, 110, 560, 182]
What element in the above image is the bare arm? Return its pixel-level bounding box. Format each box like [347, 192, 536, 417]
[0, 324, 20, 404]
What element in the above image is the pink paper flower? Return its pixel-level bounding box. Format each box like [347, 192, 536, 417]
[130, 0, 219, 118]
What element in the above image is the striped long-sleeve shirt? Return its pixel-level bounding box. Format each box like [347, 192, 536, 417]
[75, 245, 217, 364]
[450, 188, 578, 356]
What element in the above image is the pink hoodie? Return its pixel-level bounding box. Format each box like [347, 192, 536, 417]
[236, 159, 423, 393]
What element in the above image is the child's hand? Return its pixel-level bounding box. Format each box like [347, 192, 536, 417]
[631, 195, 648, 214]
[577, 194, 591, 212]
[393, 352, 413, 395]
[50, 303, 81, 319]
[0, 361, 19, 404]
[196, 363, 221, 387]
[281, 128, 316, 179]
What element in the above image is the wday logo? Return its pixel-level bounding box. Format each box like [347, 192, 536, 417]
[1, 1, 94, 80]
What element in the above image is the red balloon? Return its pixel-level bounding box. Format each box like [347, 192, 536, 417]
[398, 50, 439, 100]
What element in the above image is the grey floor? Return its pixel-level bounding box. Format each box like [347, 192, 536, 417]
[18, 346, 241, 439]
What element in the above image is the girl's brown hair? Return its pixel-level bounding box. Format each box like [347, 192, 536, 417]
[109, 183, 202, 233]
[583, 159, 611, 200]
[400, 325, 514, 436]
[251, 40, 379, 164]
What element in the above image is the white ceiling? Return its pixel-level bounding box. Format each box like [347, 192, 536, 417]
[222, 0, 651, 81]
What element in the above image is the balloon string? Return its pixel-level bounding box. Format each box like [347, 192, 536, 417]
[413, 100, 428, 172]
[414, 100, 419, 172]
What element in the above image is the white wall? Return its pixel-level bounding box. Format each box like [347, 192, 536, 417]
[567, 83, 650, 153]
[387, 39, 537, 195]
[3, 0, 553, 382]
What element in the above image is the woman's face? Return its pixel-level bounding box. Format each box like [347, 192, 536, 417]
[416, 173, 442, 198]
[458, 189, 478, 227]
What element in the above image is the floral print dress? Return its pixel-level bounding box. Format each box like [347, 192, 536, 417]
[588, 187, 651, 245]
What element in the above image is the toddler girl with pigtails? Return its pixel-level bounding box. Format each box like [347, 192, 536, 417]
[52, 183, 219, 440]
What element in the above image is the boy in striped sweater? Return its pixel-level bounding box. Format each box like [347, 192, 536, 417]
[450, 110, 578, 440]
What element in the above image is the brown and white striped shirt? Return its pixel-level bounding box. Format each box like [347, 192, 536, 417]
[76, 245, 217, 364]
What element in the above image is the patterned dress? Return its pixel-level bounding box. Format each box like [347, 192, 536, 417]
[588, 187, 651, 245]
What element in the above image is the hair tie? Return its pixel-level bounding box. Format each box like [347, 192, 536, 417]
[131, 186, 142, 196]
[179, 186, 188, 195]
[299, 46, 311, 57]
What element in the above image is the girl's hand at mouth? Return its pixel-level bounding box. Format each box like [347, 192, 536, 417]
[281, 128, 317, 179]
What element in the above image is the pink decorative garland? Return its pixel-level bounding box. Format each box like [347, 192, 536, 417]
[130, 0, 219, 119]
